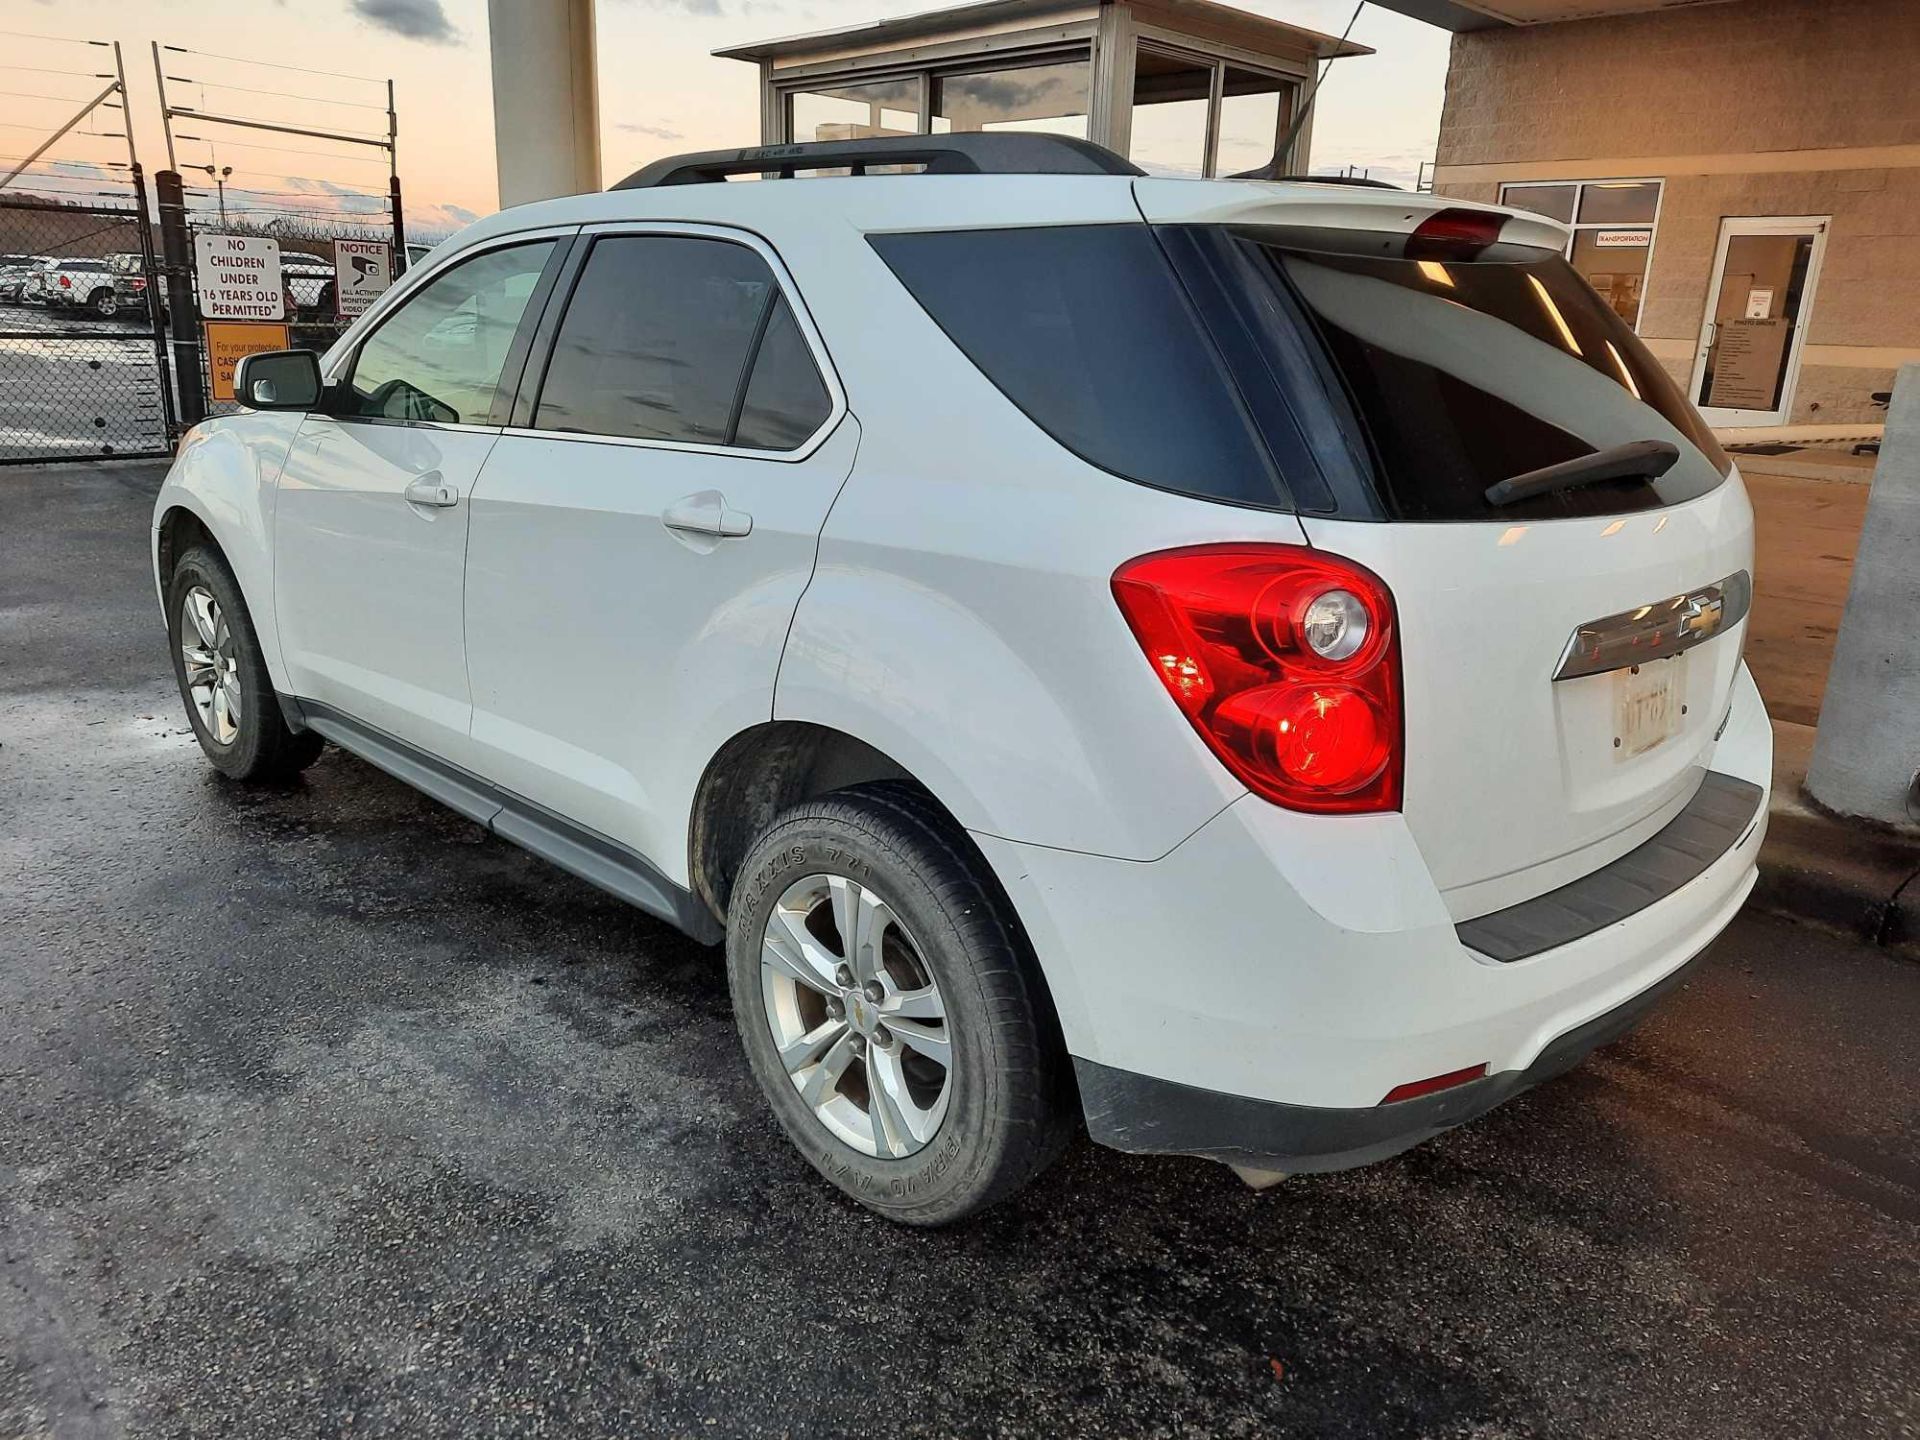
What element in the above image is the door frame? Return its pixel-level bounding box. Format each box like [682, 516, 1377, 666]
[1689, 214, 1830, 428]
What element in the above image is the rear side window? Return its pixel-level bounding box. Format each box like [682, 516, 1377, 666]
[869, 225, 1284, 509]
[534, 235, 831, 451]
[1237, 233, 1731, 521]
[735, 297, 832, 450]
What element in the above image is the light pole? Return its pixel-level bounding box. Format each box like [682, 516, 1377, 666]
[197, 163, 232, 228]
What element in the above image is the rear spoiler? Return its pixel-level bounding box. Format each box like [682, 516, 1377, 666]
[1131, 178, 1572, 253]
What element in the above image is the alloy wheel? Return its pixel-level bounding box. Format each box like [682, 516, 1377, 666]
[179, 585, 242, 745]
[759, 873, 953, 1159]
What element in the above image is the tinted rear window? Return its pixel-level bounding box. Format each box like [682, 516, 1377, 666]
[1238, 233, 1730, 521]
[869, 225, 1285, 509]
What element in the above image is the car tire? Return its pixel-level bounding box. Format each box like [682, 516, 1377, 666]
[166, 545, 324, 781]
[89, 288, 117, 318]
[726, 782, 1073, 1226]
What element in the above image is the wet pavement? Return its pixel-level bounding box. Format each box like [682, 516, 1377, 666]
[3, 461, 1917, 1440]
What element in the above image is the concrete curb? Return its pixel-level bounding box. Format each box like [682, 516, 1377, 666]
[1754, 803, 1920, 948]
[1753, 720, 1920, 949]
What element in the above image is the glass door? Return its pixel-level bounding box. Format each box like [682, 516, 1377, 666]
[1690, 216, 1829, 427]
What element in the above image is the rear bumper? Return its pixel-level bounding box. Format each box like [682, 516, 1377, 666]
[975, 662, 1771, 1164]
[1074, 942, 1710, 1173]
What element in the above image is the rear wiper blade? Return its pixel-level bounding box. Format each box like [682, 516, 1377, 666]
[1484, 439, 1681, 507]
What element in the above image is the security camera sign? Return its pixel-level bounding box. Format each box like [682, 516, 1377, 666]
[332, 239, 392, 318]
[193, 233, 284, 321]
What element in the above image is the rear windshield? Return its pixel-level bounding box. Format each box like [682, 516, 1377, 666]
[1235, 230, 1731, 521]
[871, 221, 1730, 523]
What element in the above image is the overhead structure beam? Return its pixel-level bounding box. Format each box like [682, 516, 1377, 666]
[488, 0, 603, 207]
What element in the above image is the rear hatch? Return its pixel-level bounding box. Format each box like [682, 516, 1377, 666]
[1138, 180, 1754, 916]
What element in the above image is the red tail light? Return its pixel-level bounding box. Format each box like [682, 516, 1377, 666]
[1407, 207, 1506, 260]
[1112, 545, 1402, 814]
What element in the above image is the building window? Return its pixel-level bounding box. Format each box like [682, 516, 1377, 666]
[1501, 179, 1662, 330]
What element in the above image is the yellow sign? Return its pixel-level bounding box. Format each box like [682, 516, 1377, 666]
[204, 322, 291, 403]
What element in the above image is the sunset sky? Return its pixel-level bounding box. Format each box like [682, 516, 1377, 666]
[3, 0, 1449, 239]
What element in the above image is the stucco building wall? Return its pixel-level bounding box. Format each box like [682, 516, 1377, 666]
[1430, 0, 1920, 426]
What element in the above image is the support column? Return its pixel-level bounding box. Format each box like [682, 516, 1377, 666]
[1805, 363, 1920, 830]
[488, 0, 602, 208]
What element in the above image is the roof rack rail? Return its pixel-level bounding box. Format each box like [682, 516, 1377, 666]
[612, 133, 1145, 189]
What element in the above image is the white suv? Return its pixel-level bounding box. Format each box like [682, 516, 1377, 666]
[152, 135, 1771, 1225]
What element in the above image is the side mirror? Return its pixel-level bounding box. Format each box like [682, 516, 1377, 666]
[234, 349, 323, 411]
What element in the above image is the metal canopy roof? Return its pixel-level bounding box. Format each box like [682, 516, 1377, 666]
[715, 0, 1373, 64]
[1364, 0, 1745, 31]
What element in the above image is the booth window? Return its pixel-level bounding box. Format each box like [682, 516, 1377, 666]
[1501, 178, 1662, 330]
[1128, 45, 1294, 179]
[930, 58, 1092, 138]
[789, 77, 923, 145]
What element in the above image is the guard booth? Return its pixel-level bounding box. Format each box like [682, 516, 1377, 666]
[715, 0, 1370, 180]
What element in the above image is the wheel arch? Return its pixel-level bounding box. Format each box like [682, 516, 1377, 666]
[688, 720, 919, 924]
[156, 502, 224, 585]
[690, 720, 1081, 1112]
[150, 418, 301, 693]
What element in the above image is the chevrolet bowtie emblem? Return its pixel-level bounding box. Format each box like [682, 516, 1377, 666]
[1554, 571, 1751, 681]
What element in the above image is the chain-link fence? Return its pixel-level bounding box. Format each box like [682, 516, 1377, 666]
[0, 197, 174, 464]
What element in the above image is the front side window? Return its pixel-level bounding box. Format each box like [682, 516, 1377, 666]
[534, 235, 831, 451]
[344, 241, 554, 425]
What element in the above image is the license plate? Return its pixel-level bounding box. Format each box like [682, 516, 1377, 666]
[1614, 655, 1685, 760]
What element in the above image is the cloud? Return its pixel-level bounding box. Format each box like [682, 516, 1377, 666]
[348, 0, 460, 44]
[616, 121, 685, 141]
[615, 0, 723, 14]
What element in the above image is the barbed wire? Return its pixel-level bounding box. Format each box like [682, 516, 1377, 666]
[163, 76, 388, 112]
[159, 45, 386, 86]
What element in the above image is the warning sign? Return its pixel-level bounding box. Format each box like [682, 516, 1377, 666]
[193, 234, 284, 321]
[205, 322, 291, 403]
[333, 238, 392, 318]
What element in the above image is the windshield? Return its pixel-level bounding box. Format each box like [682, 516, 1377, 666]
[1233, 230, 1730, 521]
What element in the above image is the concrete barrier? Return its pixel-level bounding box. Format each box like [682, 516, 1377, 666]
[1806, 362, 1920, 831]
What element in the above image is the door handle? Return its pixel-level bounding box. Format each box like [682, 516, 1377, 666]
[662, 490, 752, 539]
[404, 474, 459, 508]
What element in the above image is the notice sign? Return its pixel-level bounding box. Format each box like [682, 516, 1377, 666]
[332, 238, 392, 317]
[1707, 317, 1790, 411]
[1745, 286, 1776, 319]
[194, 234, 284, 321]
[205, 322, 290, 403]
[1593, 229, 1652, 249]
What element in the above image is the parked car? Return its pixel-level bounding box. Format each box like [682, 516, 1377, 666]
[1, 255, 56, 304]
[43, 257, 119, 316]
[106, 252, 161, 319]
[152, 135, 1771, 1226]
[282, 252, 335, 320]
[0, 253, 53, 303]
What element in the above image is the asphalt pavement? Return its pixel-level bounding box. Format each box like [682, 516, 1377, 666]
[2, 461, 1916, 1440]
